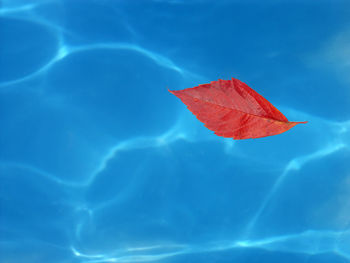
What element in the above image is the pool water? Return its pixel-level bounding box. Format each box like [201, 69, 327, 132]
[1, 1, 350, 262]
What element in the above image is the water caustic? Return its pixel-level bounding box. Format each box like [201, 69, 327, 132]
[1, 1, 350, 263]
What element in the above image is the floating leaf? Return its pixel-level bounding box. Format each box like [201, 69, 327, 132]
[169, 78, 307, 139]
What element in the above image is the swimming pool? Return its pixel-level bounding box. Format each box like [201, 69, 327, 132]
[1, 1, 349, 262]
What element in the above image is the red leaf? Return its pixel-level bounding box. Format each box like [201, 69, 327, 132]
[169, 78, 307, 140]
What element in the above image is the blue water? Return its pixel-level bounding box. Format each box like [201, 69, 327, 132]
[1, 1, 350, 262]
